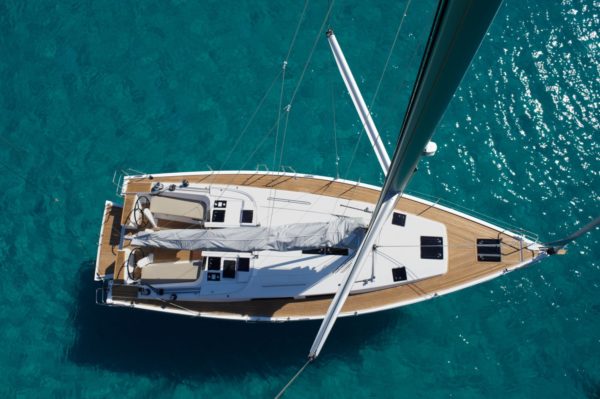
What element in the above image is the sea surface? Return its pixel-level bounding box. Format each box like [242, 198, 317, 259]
[0, 0, 598, 398]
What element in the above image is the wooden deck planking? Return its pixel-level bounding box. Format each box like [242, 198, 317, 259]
[96, 203, 122, 279]
[153, 248, 202, 262]
[106, 172, 538, 319]
[114, 250, 127, 281]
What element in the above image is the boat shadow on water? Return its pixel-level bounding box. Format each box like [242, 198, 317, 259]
[69, 261, 406, 379]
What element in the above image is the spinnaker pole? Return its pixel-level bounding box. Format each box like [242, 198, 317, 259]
[327, 30, 391, 174]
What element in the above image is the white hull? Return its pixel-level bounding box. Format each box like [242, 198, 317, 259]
[95, 170, 543, 322]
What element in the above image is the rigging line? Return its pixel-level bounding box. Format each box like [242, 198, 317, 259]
[369, 0, 413, 110]
[219, 68, 283, 170]
[288, 0, 335, 108]
[331, 71, 340, 179]
[277, 0, 336, 170]
[342, 0, 413, 178]
[285, 0, 310, 63]
[405, 189, 540, 238]
[273, 0, 309, 170]
[240, 119, 280, 170]
[268, 119, 288, 230]
[276, 106, 292, 171]
[274, 359, 313, 399]
[270, 68, 287, 230]
[273, 63, 287, 170]
[375, 242, 533, 249]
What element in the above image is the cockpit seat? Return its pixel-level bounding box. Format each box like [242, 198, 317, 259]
[149, 196, 206, 224]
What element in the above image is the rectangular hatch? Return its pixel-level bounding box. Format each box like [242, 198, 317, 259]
[421, 236, 444, 260]
[477, 239, 501, 262]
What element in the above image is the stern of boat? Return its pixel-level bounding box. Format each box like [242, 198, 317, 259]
[94, 201, 123, 281]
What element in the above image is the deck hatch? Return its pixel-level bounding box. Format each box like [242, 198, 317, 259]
[223, 260, 236, 278]
[237, 258, 250, 272]
[212, 209, 226, 222]
[392, 266, 407, 282]
[207, 257, 221, 270]
[477, 239, 501, 262]
[241, 210, 254, 223]
[392, 212, 406, 226]
[420, 236, 444, 259]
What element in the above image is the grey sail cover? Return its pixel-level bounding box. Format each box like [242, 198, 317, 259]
[131, 217, 366, 252]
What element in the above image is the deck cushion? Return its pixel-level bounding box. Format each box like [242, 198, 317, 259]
[150, 196, 205, 221]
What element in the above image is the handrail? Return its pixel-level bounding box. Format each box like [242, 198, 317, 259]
[405, 188, 539, 242]
[255, 163, 270, 172]
[95, 286, 107, 305]
[281, 165, 297, 175]
[112, 170, 124, 197]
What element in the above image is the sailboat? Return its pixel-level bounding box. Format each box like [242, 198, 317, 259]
[94, 0, 597, 362]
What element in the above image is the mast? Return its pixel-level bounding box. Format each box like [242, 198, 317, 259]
[309, 0, 504, 360]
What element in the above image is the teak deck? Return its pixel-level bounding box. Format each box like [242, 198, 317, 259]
[95, 202, 122, 280]
[101, 172, 539, 320]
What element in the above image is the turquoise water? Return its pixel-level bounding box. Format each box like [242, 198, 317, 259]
[0, 0, 598, 397]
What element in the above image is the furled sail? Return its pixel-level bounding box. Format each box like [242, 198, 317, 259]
[131, 217, 366, 252]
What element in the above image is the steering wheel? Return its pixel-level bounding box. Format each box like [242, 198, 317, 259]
[127, 247, 145, 282]
[132, 195, 151, 228]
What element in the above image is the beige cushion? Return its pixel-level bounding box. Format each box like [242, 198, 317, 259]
[150, 196, 205, 221]
[141, 261, 200, 282]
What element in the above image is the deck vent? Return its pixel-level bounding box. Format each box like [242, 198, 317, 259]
[477, 239, 501, 262]
[241, 210, 254, 223]
[237, 258, 250, 272]
[223, 260, 236, 278]
[212, 209, 225, 222]
[392, 212, 406, 226]
[421, 236, 444, 260]
[207, 272, 221, 281]
[302, 247, 349, 256]
[392, 266, 407, 282]
[207, 257, 221, 271]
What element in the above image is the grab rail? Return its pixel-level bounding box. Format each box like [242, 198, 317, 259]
[405, 188, 539, 242]
[95, 286, 108, 305]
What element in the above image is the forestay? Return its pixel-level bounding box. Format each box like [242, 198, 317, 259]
[131, 217, 366, 252]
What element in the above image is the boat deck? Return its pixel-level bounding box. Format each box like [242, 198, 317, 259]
[103, 172, 539, 320]
[95, 202, 122, 280]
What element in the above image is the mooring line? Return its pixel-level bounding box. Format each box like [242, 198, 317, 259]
[274, 358, 313, 399]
